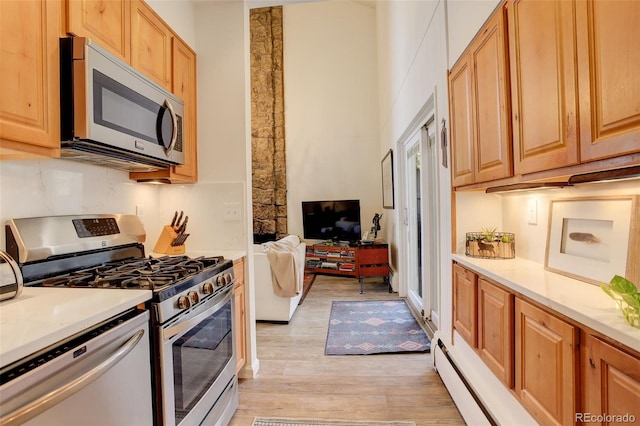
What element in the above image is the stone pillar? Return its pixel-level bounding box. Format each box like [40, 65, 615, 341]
[250, 7, 287, 243]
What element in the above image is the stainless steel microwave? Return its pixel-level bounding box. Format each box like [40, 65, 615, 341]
[60, 37, 185, 172]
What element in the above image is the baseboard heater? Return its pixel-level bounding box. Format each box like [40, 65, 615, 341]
[435, 339, 498, 426]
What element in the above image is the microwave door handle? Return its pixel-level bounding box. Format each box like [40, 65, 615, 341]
[0, 329, 145, 426]
[163, 99, 178, 155]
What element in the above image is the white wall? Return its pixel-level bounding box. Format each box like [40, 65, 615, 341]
[146, 0, 197, 49]
[375, 0, 451, 318]
[282, 1, 380, 240]
[195, 1, 248, 185]
[138, 0, 250, 251]
[446, 0, 501, 67]
[146, 0, 252, 253]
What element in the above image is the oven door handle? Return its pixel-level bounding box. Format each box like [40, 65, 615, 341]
[163, 287, 233, 341]
[0, 329, 145, 426]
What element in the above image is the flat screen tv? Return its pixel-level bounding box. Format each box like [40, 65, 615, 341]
[302, 200, 361, 242]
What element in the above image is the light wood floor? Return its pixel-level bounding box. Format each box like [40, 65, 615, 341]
[229, 275, 464, 425]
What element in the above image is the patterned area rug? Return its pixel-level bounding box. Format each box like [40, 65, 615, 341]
[325, 300, 430, 355]
[253, 419, 415, 426]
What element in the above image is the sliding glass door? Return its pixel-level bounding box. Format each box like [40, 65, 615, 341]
[405, 132, 423, 307]
[402, 121, 440, 329]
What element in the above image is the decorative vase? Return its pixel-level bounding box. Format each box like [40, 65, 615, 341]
[465, 232, 515, 259]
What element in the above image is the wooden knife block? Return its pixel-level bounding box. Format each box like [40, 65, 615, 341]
[153, 225, 186, 255]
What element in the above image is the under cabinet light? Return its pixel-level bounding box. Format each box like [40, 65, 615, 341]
[484, 165, 640, 193]
[567, 165, 640, 185]
[485, 182, 569, 193]
[135, 178, 172, 184]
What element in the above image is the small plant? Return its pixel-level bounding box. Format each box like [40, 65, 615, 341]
[481, 227, 497, 242]
[601, 275, 640, 328]
[501, 233, 513, 243]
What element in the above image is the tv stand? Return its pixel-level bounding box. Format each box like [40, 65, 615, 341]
[304, 242, 391, 293]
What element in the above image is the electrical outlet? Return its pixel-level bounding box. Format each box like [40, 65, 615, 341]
[223, 202, 242, 222]
[527, 199, 537, 225]
[136, 204, 144, 221]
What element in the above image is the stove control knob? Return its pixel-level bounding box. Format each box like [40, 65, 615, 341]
[189, 291, 199, 304]
[216, 275, 226, 287]
[225, 273, 233, 283]
[203, 282, 214, 294]
[177, 295, 191, 310]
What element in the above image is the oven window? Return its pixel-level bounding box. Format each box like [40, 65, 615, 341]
[172, 300, 233, 422]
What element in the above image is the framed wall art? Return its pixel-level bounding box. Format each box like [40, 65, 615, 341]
[381, 149, 394, 209]
[545, 195, 640, 285]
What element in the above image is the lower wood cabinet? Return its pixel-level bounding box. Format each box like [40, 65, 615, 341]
[453, 263, 478, 347]
[515, 298, 578, 425]
[582, 333, 640, 423]
[233, 258, 246, 374]
[453, 261, 640, 425]
[478, 278, 514, 387]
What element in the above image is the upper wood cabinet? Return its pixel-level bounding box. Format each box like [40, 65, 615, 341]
[66, 0, 131, 62]
[576, 0, 640, 162]
[507, 0, 580, 175]
[450, 0, 639, 189]
[129, 37, 198, 183]
[515, 298, 578, 425]
[128, 0, 199, 183]
[582, 334, 640, 422]
[170, 38, 198, 182]
[449, 8, 512, 187]
[449, 56, 474, 186]
[131, 0, 172, 91]
[0, 0, 61, 160]
[66, 0, 198, 183]
[452, 263, 478, 347]
[478, 278, 514, 388]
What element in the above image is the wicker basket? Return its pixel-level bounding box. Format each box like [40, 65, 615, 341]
[465, 232, 515, 259]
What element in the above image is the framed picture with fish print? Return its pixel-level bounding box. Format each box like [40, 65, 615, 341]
[545, 195, 640, 285]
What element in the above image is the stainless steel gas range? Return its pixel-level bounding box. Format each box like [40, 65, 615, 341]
[3, 214, 239, 426]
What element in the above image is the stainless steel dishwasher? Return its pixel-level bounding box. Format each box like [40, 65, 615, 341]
[0, 309, 153, 425]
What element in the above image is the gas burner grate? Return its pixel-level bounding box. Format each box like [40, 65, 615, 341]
[39, 255, 224, 290]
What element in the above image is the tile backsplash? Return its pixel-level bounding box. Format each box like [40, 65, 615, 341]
[0, 159, 246, 255]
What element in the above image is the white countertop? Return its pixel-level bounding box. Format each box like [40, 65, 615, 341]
[187, 250, 246, 261]
[0, 287, 151, 368]
[151, 250, 246, 261]
[452, 254, 640, 353]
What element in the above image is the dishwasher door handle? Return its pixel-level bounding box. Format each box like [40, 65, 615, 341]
[0, 329, 145, 426]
